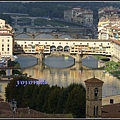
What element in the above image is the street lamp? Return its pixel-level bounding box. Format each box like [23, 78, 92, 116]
[9, 99, 17, 118]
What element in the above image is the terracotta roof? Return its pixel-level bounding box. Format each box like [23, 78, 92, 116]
[112, 40, 120, 45]
[84, 77, 104, 84]
[102, 103, 120, 118]
[0, 102, 65, 118]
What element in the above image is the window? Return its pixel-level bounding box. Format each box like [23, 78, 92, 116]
[24, 42, 26, 44]
[2, 44, 4, 47]
[45, 42, 47, 44]
[59, 42, 61, 44]
[7, 48, 9, 51]
[31, 42, 33, 44]
[52, 42, 54, 44]
[38, 42, 40, 44]
[2, 48, 4, 51]
[94, 88, 98, 98]
[94, 43, 96, 45]
[110, 99, 114, 104]
[2, 39, 4, 42]
[8, 39, 9, 42]
[66, 42, 68, 44]
[8, 44, 9, 47]
[73, 43, 75, 45]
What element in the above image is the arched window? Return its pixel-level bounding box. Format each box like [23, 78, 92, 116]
[94, 88, 98, 98]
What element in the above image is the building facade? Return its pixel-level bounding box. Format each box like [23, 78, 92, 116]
[98, 17, 120, 40]
[64, 7, 93, 26]
[0, 19, 14, 58]
[98, 6, 120, 20]
[14, 38, 112, 56]
[112, 40, 120, 61]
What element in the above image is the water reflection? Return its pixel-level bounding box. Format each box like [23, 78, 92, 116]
[22, 61, 120, 97]
[43, 56, 75, 68]
[15, 56, 38, 68]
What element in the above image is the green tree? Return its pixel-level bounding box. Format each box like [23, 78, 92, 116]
[56, 87, 65, 114]
[65, 84, 86, 118]
[5, 80, 18, 102]
[0, 70, 6, 76]
[5, 76, 28, 102]
[12, 69, 22, 75]
[29, 85, 39, 109]
[35, 84, 50, 112]
[21, 84, 35, 107]
[47, 85, 62, 114]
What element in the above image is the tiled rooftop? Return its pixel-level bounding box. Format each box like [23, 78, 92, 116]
[0, 101, 65, 118]
[102, 103, 120, 118]
[0, 101, 120, 118]
[112, 40, 120, 45]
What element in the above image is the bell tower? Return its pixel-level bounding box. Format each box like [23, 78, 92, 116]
[84, 77, 104, 118]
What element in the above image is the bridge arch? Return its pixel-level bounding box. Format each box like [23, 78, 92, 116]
[57, 46, 63, 51]
[35, 33, 55, 38]
[50, 45, 56, 51]
[64, 46, 70, 52]
[58, 34, 74, 39]
[15, 33, 32, 38]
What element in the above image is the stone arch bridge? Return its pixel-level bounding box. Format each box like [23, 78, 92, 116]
[14, 31, 92, 39]
[24, 51, 87, 63]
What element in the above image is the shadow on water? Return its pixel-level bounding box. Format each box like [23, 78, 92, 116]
[14, 55, 38, 68]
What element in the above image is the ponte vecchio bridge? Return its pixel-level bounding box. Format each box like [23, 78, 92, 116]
[14, 32, 112, 62]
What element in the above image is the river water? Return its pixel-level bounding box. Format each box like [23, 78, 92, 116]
[13, 55, 120, 98]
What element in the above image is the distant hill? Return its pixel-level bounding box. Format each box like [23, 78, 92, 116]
[0, 2, 120, 20]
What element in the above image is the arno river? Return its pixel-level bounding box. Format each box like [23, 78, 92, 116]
[14, 55, 120, 98]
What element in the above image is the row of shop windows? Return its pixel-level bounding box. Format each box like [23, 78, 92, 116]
[15, 42, 110, 47]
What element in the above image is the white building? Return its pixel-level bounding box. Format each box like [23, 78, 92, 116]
[0, 19, 14, 58]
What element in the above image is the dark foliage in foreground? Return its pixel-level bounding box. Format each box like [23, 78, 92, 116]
[5, 76, 86, 118]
